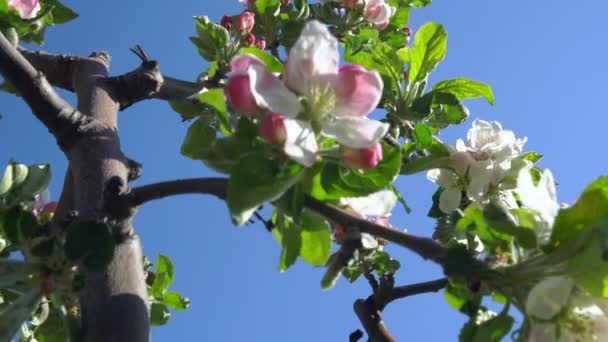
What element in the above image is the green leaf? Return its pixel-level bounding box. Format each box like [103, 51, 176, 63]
[273, 184, 305, 224]
[520, 151, 543, 163]
[444, 279, 481, 315]
[150, 302, 171, 327]
[0, 289, 42, 341]
[0, 162, 28, 197]
[459, 308, 514, 342]
[549, 176, 608, 250]
[412, 123, 433, 148]
[255, 0, 281, 16]
[152, 254, 175, 299]
[162, 291, 191, 311]
[483, 203, 537, 249]
[456, 205, 511, 248]
[239, 47, 283, 73]
[371, 251, 401, 276]
[431, 79, 494, 105]
[47, 0, 78, 24]
[169, 101, 205, 119]
[228, 154, 303, 225]
[64, 221, 115, 271]
[299, 211, 331, 267]
[191, 16, 229, 62]
[321, 252, 347, 290]
[197, 89, 231, 135]
[310, 143, 401, 200]
[408, 22, 447, 83]
[181, 119, 216, 159]
[277, 217, 301, 272]
[0, 207, 37, 245]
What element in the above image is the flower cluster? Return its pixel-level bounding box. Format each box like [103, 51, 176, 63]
[427, 119, 528, 213]
[31, 189, 57, 218]
[225, 20, 389, 168]
[525, 276, 608, 341]
[7, 0, 40, 19]
[320, 0, 395, 31]
[220, 11, 266, 50]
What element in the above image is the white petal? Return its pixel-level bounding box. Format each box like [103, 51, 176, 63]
[340, 190, 397, 217]
[467, 160, 493, 202]
[248, 64, 302, 117]
[439, 187, 462, 214]
[427, 169, 457, 189]
[285, 20, 339, 95]
[360, 233, 379, 249]
[321, 117, 388, 148]
[283, 118, 318, 167]
[525, 276, 575, 320]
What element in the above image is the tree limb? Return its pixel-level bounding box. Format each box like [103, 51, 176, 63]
[129, 177, 446, 264]
[387, 277, 447, 305]
[354, 297, 395, 342]
[0, 32, 95, 150]
[17, 47, 86, 91]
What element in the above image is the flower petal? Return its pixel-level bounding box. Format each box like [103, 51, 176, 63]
[248, 63, 302, 116]
[321, 117, 388, 148]
[340, 190, 397, 217]
[525, 276, 575, 320]
[285, 20, 339, 95]
[230, 54, 266, 73]
[439, 187, 462, 214]
[283, 118, 318, 167]
[333, 65, 383, 117]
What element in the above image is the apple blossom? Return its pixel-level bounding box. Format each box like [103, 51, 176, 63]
[220, 15, 232, 29]
[235, 11, 255, 33]
[342, 143, 383, 170]
[224, 73, 262, 117]
[243, 32, 256, 46]
[8, 0, 40, 20]
[255, 38, 266, 50]
[516, 167, 559, 245]
[259, 112, 287, 145]
[365, 0, 395, 31]
[225, 20, 388, 167]
[427, 120, 527, 213]
[339, 190, 397, 248]
[525, 276, 575, 321]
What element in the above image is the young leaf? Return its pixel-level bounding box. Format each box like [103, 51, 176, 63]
[299, 211, 331, 267]
[150, 302, 171, 327]
[162, 291, 191, 311]
[432, 78, 494, 105]
[409, 22, 447, 83]
[64, 221, 115, 271]
[239, 47, 283, 73]
[181, 119, 216, 159]
[152, 254, 175, 299]
[228, 154, 303, 225]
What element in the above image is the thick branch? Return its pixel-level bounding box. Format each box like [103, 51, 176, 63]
[18, 48, 86, 91]
[0, 32, 94, 150]
[387, 278, 447, 304]
[130, 178, 446, 264]
[131, 178, 227, 206]
[354, 297, 395, 342]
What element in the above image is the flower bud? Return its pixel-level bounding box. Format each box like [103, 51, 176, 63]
[342, 143, 383, 170]
[41, 201, 58, 215]
[259, 112, 287, 145]
[255, 38, 267, 50]
[8, 0, 41, 19]
[243, 32, 256, 46]
[225, 73, 261, 117]
[220, 15, 232, 29]
[236, 11, 255, 33]
[401, 27, 412, 37]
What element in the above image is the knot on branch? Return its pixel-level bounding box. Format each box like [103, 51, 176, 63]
[126, 158, 143, 181]
[103, 176, 136, 236]
[106, 45, 163, 110]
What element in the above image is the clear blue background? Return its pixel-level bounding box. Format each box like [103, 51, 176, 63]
[1, 1, 607, 340]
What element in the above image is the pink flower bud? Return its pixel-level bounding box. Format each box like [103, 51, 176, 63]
[220, 15, 232, 29]
[280, 0, 290, 4]
[343, 0, 362, 8]
[8, 0, 41, 19]
[342, 143, 383, 170]
[259, 112, 287, 145]
[236, 11, 255, 33]
[401, 27, 412, 37]
[255, 39, 267, 50]
[225, 74, 261, 117]
[243, 32, 256, 46]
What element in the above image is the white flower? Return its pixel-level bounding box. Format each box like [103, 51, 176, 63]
[526, 276, 575, 320]
[228, 20, 388, 167]
[516, 167, 559, 245]
[340, 190, 397, 249]
[458, 119, 527, 163]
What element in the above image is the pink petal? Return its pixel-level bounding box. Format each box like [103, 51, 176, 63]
[230, 54, 267, 73]
[334, 65, 383, 117]
[8, 0, 40, 19]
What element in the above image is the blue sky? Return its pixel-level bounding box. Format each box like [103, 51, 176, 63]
[1, 0, 607, 341]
